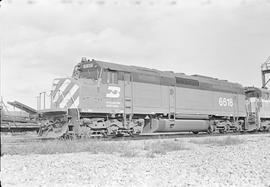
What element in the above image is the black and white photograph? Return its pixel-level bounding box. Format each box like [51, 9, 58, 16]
[0, 0, 270, 186]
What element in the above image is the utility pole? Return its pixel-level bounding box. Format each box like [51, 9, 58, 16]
[0, 41, 2, 109]
[261, 56, 270, 89]
[0, 97, 3, 127]
[43, 92, 46, 109]
[36, 95, 40, 111]
[38, 91, 46, 110]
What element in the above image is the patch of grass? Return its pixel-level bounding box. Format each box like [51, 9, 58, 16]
[190, 136, 245, 146]
[1, 138, 189, 157]
[144, 140, 189, 156]
[120, 148, 138, 157]
[1, 139, 129, 156]
[145, 151, 156, 158]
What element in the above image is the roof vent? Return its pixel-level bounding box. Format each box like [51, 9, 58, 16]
[81, 57, 87, 62]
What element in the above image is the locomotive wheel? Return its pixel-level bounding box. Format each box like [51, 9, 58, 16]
[207, 124, 215, 134]
[219, 129, 225, 134]
[226, 124, 230, 133]
[101, 132, 108, 138]
[128, 132, 134, 137]
[115, 133, 124, 137]
[128, 129, 134, 137]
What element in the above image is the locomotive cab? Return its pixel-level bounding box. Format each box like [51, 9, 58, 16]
[72, 58, 121, 87]
[72, 57, 102, 81]
[70, 58, 139, 136]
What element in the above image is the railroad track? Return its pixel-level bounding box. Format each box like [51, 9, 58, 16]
[107, 131, 270, 142]
[1, 136, 56, 146]
[2, 131, 269, 146]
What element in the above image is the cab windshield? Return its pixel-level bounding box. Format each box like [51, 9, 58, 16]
[72, 62, 100, 80]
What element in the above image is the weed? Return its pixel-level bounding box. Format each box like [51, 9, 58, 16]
[190, 136, 244, 146]
[2, 138, 189, 156]
[145, 151, 155, 158]
[120, 148, 138, 157]
[2, 139, 125, 155]
[144, 140, 189, 156]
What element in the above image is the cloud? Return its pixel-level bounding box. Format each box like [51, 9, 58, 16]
[1, 0, 270, 108]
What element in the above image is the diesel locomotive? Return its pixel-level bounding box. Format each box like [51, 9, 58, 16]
[38, 58, 270, 138]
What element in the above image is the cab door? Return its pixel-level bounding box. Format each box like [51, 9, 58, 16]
[123, 73, 133, 120]
[169, 86, 176, 120]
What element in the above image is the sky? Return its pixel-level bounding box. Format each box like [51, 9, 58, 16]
[0, 0, 270, 109]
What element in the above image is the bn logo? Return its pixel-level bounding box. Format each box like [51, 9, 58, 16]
[106, 86, 120, 98]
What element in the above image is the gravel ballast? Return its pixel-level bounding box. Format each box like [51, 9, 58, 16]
[1, 134, 270, 186]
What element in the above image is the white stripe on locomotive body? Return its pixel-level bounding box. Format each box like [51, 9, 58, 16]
[259, 99, 270, 118]
[71, 96, 80, 108]
[262, 99, 270, 103]
[53, 79, 60, 85]
[248, 98, 270, 114]
[59, 84, 79, 108]
[52, 79, 71, 103]
[66, 91, 80, 108]
[51, 79, 65, 98]
[51, 79, 60, 91]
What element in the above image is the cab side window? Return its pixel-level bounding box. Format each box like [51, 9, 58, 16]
[104, 70, 118, 84]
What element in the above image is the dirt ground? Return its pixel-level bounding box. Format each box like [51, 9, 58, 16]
[1, 133, 270, 187]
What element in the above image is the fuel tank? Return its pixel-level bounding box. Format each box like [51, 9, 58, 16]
[143, 119, 210, 133]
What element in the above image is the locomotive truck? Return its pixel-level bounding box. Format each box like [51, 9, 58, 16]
[37, 58, 270, 138]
